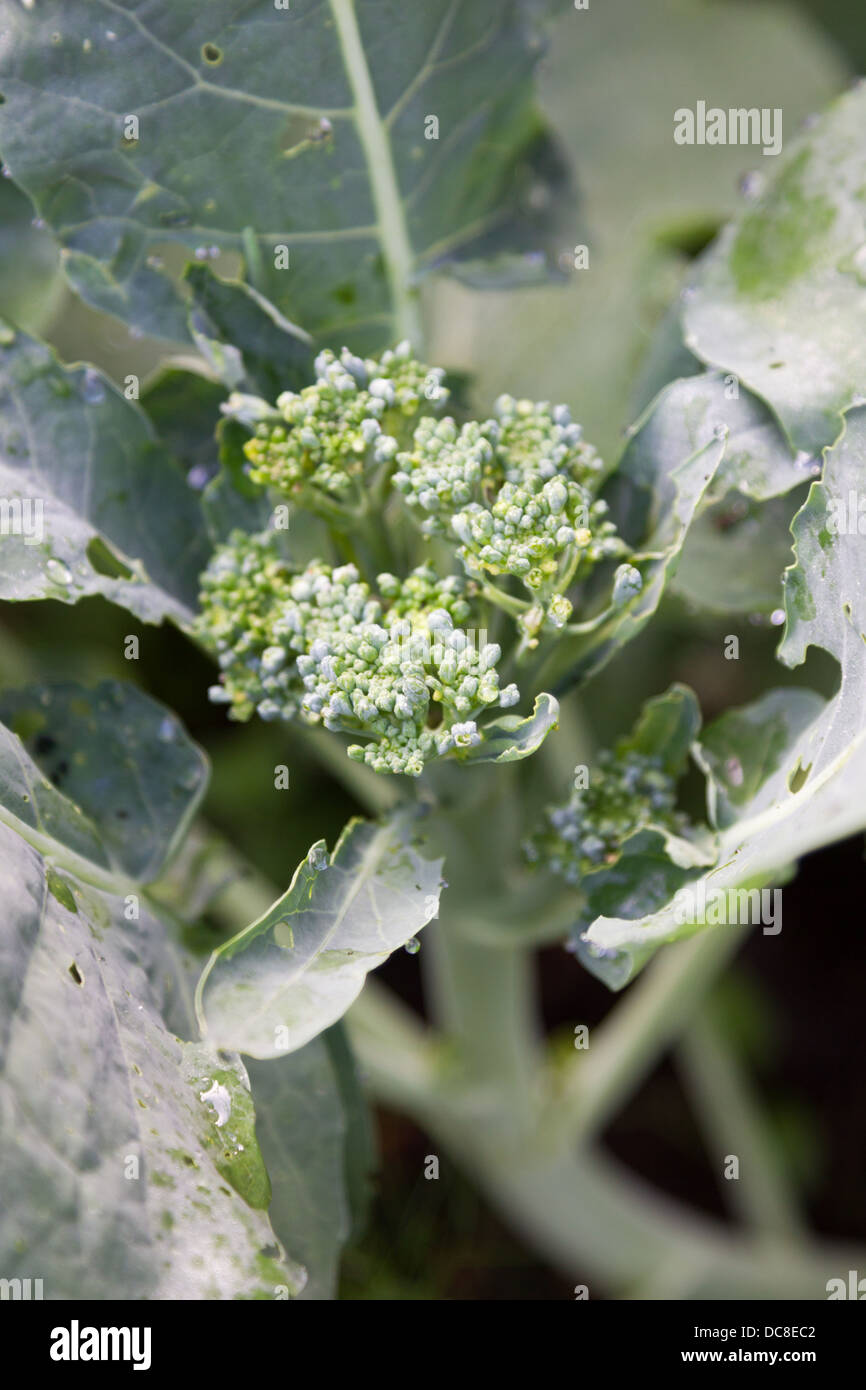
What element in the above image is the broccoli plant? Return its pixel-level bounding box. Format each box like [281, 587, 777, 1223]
[1, 0, 866, 1305]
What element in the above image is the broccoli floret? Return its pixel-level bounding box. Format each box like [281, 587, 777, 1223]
[392, 394, 625, 636]
[525, 748, 690, 884]
[242, 341, 448, 505]
[197, 530, 519, 776]
[199, 345, 637, 774]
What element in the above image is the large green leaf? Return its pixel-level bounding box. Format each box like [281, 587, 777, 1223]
[0, 679, 316, 1299]
[616, 371, 813, 615]
[247, 1029, 361, 1301]
[0, 176, 64, 334]
[536, 369, 815, 690]
[683, 85, 866, 454]
[196, 814, 444, 1058]
[0, 680, 207, 882]
[671, 492, 806, 615]
[429, 0, 844, 460]
[0, 0, 567, 350]
[578, 410, 866, 987]
[0, 834, 305, 1300]
[0, 331, 210, 625]
[185, 264, 314, 399]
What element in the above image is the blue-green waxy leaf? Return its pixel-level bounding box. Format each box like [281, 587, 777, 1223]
[0, 683, 311, 1299]
[538, 385, 730, 692]
[246, 1023, 374, 1301]
[622, 371, 809, 505]
[0, 0, 567, 350]
[540, 368, 814, 688]
[0, 681, 208, 883]
[0, 827, 306, 1300]
[683, 85, 866, 455]
[464, 693, 560, 764]
[0, 331, 210, 625]
[622, 683, 702, 777]
[695, 688, 828, 829]
[436, 0, 843, 463]
[0, 175, 64, 335]
[142, 367, 226, 487]
[672, 492, 805, 615]
[579, 410, 866, 988]
[196, 815, 444, 1058]
[185, 265, 314, 399]
[614, 371, 812, 617]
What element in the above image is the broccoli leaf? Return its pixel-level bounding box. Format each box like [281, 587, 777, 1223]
[435, 0, 843, 462]
[0, 840, 306, 1300]
[622, 683, 702, 776]
[683, 85, 866, 454]
[671, 492, 806, 615]
[185, 264, 314, 399]
[0, 680, 365, 1298]
[196, 814, 444, 1058]
[0, 331, 210, 626]
[578, 410, 866, 988]
[0, 0, 567, 349]
[141, 367, 226, 484]
[462, 692, 560, 764]
[246, 1025, 373, 1301]
[622, 371, 810, 505]
[0, 680, 208, 883]
[535, 385, 727, 692]
[536, 368, 812, 690]
[0, 679, 318, 1299]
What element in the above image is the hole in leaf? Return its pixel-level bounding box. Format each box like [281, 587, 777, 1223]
[86, 536, 134, 580]
[202, 42, 223, 65]
[787, 757, 812, 794]
[68, 962, 84, 986]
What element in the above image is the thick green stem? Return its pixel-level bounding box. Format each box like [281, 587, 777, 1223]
[347, 964, 865, 1299]
[422, 918, 540, 1133]
[677, 1010, 805, 1239]
[545, 923, 749, 1147]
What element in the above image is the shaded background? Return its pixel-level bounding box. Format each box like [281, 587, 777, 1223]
[0, 0, 863, 1297]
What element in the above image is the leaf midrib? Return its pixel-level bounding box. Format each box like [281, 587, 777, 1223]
[329, 0, 422, 347]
